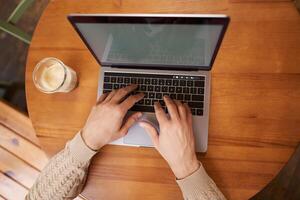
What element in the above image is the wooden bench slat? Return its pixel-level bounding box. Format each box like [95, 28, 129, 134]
[0, 124, 48, 170]
[0, 147, 41, 189]
[0, 101, 40, 146]
[0, 172, 28, 200]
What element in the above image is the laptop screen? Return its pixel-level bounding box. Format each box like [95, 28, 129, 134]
[69, 15, 229, 70]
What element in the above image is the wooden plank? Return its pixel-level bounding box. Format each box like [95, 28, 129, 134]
[0, 147, 40, 189]
[0, 173, 27, 200]
[0, 100, 40, 146]
[0, 124, 48, 171]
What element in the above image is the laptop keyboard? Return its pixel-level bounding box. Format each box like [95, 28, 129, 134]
[103, 72, 205, 116]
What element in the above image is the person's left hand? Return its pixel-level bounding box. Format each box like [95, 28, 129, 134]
[82, 85, 144, 150]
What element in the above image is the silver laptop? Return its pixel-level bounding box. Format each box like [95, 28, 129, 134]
[68, 14, 230, 152]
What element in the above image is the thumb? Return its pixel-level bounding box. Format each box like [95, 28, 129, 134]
[119, 112, 142, 136]
[139, 122, 159, 147]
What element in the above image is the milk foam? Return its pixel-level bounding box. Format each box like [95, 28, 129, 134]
[40, 64, 65, 91]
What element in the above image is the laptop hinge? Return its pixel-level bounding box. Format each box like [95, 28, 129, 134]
[109, 65, 210, 72]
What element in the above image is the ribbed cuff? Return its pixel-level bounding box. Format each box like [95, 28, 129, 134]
[176, 163, 212, 197]
[68, 131, 98, 163]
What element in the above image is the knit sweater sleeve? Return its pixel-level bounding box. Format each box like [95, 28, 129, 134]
[26, 132, 97, 200]
[176, 163, 226, 200]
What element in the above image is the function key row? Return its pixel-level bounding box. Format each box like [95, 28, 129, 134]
[104, 72, 205, 80]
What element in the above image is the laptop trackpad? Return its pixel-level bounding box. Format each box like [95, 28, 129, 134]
[123, 113, 158, 146]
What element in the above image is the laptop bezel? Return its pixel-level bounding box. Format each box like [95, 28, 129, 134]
[68, 14, 230, 71]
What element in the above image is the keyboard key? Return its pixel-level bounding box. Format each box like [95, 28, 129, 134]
[166, 79, 172, 86]
[196, 109, 203, 116]
[155, 86, 161, 92]
[141, 85, 147, 91]
[131, 105, 154, 112]
[190, 88, 197, 94]
[131, 78, 137, 84]
[173, 80, 179, 86]
[144, 92, 149, 98]
[121, 84, 126, 88]
[187, 81, 193, 87]
[145, 79, 151, 84]
[103, 90, 110, 93]
[177, 94, 183, 100]
[169, 87, 175, 93]
[124, 77, 130, 83]
[184, 94, 191, 101]
[188, 101, 203, 108]
[117, 77, 123, 83]
[151, 79, 158, 85]
[191, 108, 196, 115]
[162, 86, 168, 92]
[158, 79, 165, 85]
[103, 83, 112, 89]
[113, 84, 120, 89]
[145, 99, 151, 105]
[180, 80, 186, 86]
[104, 76, 110, 83]
[170, 93, 176, 99]
[195, 81, 205, 87]
[198, 88, 204, 94]
[176, 87, 182, 93]
[156, 93, 162, 99]
[192, 95, 204, 101]
[111, 77, 116, 83]
[183, 87, 189, 93]
[138, 78, 144, 84]
[148, 85, 154, 91]
[149, 93, 155, 98]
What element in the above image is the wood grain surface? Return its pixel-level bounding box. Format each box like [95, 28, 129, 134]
[25, 0, 300, 199]
[0, 100, 85, 200]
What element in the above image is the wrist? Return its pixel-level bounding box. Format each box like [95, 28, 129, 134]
[171, 156, 199, 180]
[81, 128, 104, 151]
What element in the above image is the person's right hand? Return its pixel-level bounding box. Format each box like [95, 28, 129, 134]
[139, 96, 199, 179]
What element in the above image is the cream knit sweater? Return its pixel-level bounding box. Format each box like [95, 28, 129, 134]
[26, 132, 226, 200]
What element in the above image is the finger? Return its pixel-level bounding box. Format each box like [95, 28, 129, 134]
[120, 93, 144, 111]
[118, 112, 143, 136]
[183, 103, 193, 125]
[154, 101, 168, 123]
[104, 89, 117, 103]
[174, 100, 186, 119]
[96, 92, 109, 106]
[111, 84, 138, 103]
[139, 121, 159, 147]
[163, 95, 179, 120]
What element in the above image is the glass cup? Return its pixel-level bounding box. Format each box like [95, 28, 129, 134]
[33, 57, 78, 93]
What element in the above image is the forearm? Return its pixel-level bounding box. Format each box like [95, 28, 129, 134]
[26, 132, 97, 200]
[176, 163, 226, 200]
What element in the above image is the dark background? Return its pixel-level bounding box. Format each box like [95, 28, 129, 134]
[0, 0, 48, 113]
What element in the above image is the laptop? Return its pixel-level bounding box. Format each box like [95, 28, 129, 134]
[68, 14, 230, 152]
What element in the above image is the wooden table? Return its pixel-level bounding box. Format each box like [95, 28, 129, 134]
[25, 0, 300, 199]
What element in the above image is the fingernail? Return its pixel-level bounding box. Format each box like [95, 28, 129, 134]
[139, 122, 145, 128]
